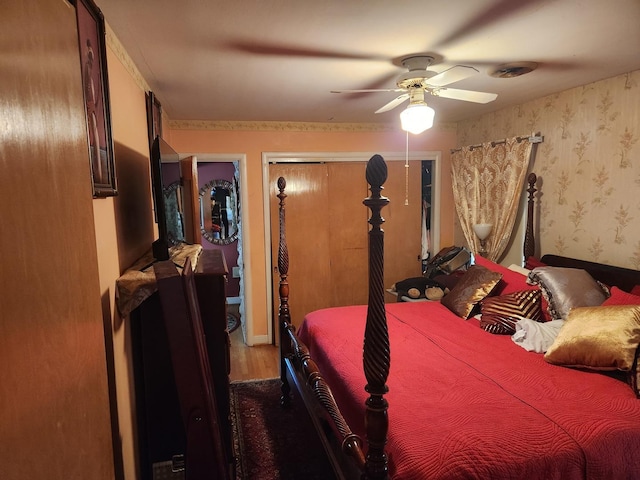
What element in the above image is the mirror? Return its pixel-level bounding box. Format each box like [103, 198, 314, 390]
[199, 179, 239, 245]
[163, 181, 185, 246]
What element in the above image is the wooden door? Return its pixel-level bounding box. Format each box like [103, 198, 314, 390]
[381, 160, 423, 295]
[270, 163, 333, 329]
[269, 159, 423, 329]
[181, 155, 201, 244]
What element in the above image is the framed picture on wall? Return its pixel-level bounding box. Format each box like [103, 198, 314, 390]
[146, 91, 163, 149]
[72, 0, 117, 197]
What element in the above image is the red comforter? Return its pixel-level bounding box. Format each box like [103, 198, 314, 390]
[297, 301, 640, 479]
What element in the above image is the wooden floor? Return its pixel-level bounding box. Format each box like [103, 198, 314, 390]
[228, 304, 280, 382]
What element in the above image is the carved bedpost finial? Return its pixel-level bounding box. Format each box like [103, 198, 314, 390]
[362, 154, 390, 479]
[523, 172, 537, 263]
[277, 176, 292, 406]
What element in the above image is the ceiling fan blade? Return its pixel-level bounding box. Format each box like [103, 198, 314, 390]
[226, 40, 385, 61]
[375, 94, 410, 114]
[432, 0, 542, 49]
[435, 88, 497, 104]
[331, 88, 401, 94]
[427, 65, 479, 87]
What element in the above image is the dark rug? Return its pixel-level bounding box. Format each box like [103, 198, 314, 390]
[228, 312, 240, 333]
[230, 378, 336, 480]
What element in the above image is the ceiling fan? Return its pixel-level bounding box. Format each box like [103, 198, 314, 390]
[331, 55, 498, 115]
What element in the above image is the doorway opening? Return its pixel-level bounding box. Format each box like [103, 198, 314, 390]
[178, 152, 250, 345]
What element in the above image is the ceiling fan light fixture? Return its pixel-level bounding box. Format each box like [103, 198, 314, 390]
[400, 103, 435, 134]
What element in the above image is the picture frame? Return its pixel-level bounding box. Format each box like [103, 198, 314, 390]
[146, 91, 163, 150]
[73, 0, 117, 197]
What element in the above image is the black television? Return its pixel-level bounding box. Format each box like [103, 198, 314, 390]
[150, 135, 180, 261]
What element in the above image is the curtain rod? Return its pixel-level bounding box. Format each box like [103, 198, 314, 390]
[450, 134, 544, 154]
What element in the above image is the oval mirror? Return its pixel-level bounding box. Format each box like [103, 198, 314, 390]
[199, 179, 239, 245]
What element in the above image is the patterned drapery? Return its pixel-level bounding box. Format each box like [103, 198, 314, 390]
[451, 136, 534, 262]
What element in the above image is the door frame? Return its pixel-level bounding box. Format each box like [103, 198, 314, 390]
[262, 150, 441, 344]
[180, 151, 250, 342]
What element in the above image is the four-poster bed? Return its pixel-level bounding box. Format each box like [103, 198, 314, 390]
[276, 155, 640, 479]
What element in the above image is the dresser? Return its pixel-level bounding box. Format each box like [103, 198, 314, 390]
[127, 248, 232, 480]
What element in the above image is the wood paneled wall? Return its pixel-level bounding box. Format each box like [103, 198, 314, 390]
[0, 1, 115, 479]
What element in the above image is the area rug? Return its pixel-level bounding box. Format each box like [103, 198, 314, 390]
[230, 378, 336, 480]
[227, 312, 240, 333]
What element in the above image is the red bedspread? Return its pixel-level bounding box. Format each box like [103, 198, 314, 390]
[297, 301, 640, 479]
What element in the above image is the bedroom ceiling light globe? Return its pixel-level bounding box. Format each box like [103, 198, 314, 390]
[400, 104, 435, 134]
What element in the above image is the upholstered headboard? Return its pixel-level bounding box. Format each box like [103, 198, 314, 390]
[540, 255, 640, 293]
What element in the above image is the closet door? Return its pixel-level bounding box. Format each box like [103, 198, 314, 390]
[270, 163, 332, 328]
[269, 160, 422, 328]
[382, 160, 423, 295]
[269, 162, 367, 328]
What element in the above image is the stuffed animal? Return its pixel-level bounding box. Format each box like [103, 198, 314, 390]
[425, 286, 445, 300]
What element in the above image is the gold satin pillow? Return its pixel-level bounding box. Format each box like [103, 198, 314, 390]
[441, 265, 502, 319]
[545, 305, 640, 372]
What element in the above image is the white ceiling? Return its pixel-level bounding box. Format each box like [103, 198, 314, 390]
[99, 0, 640, 126]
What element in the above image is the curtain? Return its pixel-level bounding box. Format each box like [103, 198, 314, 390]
[451, 136, 534, 262]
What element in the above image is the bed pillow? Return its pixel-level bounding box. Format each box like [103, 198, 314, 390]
[480, 289, 543, 335]
[527, 267, 609, 320]
[473, 255, 533, 295]
[603, 286, 640, 306]
[525, 256, 547, 270]
[441, 265, 502, 319]
[544, 305, 640, 395]
[508, 264, 531, 276]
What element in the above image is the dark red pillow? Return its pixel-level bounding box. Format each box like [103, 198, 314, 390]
[473, 255, 534, 295]
[632, 285, 640, 296]
[525, 256, 547, 270]
[603, 286, 640, 306]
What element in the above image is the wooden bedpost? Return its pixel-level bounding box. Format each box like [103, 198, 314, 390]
[277, 176, 292, 407]
[362, 154, 390, 480]
[523, 172, 537, 263]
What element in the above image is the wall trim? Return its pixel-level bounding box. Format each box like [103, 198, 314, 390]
[170, 119, 457, 133]
[170, 120, 394, 132]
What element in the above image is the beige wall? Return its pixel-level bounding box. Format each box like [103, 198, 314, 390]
[0, 1, 115, 479]
[457, 70, 640, 269]
[167, 126, 458, 342]
[97, 27, 156, 480]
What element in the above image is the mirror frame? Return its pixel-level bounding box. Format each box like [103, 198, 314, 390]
[199, 178, 238, 245]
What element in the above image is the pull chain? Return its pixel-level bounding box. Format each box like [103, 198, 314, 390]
[405, 130, 409, 206]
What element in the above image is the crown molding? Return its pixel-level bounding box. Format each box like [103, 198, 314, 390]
[105, 23, 150, 93]
[169, 120, 397, 132]
[170, 119, 457, 133]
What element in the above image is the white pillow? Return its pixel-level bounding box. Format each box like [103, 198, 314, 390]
[508, 264, 531, 276]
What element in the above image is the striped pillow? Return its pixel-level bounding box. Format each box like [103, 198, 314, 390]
[480, 289, 544, 335]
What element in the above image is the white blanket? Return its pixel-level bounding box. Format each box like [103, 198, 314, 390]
[511, 318, 565, 353]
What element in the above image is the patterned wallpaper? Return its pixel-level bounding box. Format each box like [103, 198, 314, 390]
[456, 69, 640, 270]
